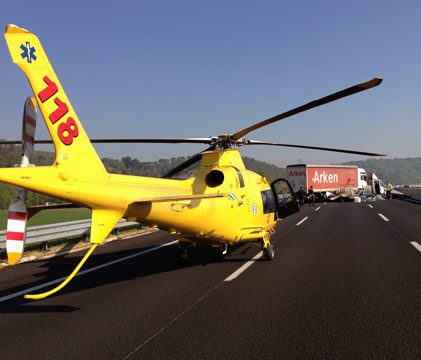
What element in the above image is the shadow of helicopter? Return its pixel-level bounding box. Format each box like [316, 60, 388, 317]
[0, 230, 266, 313]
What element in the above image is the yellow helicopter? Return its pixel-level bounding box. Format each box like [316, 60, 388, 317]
[0, 25, 383, 300]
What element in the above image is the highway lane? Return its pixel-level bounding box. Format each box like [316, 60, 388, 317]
[134, 202, 420, 359]
[0, 202, 419, 359]
[0, 221, 283, 359]
[369, 199, 421, 250]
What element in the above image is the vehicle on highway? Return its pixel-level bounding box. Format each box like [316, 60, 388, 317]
[365, 172, 386, 195]
[0, 24, 383, 300]
[287, 164, 368, 201]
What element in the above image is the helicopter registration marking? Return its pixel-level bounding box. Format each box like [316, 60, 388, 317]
[37, 75, 79, 145]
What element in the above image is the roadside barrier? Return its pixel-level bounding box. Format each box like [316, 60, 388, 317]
[0, 219, 140, 249]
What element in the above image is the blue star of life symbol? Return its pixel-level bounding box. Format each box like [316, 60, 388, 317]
[20, 42, 37, 63]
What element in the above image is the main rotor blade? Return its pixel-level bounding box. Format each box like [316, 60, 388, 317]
[246, 140, 385, 157]
[163, 145, 215, 178]
[231, 77, 382, 140]
[90, 138, 213, 144]
[0, 138, 213, 145]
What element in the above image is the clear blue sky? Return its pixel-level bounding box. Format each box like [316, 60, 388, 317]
[0, 0, 420, 167]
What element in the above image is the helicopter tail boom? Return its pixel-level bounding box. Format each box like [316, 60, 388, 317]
[3, 25, 127, 247]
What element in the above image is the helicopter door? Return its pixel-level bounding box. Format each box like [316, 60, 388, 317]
[270, 178, 300, 218]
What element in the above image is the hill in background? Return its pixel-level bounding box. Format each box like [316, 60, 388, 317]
[341, 157, 421, 185]
[102, 155, 287, 182]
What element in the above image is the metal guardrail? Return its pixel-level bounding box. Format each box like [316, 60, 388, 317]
[0, 219, 140, 249]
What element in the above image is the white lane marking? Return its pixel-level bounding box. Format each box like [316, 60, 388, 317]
[368, 204, 373, 209]
[378, 213, 389, 222]
[410, 242, 421, 253]
[296, 216, 308, 226]
[224, 252, 264, 281]
[315, 207, 321, 211]
[0, 240, 178, 303]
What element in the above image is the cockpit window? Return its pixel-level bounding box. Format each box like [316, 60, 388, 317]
[261, 190, 276, 214]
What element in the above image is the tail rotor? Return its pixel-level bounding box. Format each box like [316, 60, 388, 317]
[6, 97, 37, 265]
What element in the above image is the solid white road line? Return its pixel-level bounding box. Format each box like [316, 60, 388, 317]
[224, 251, 264, 281]
[368, 204, 373, 209]
[410, 242, 421, 253]
[378, 213, 390, 222]
[0, 240, 178, 303]
[296, 216, 308, 226]
[315, 207, 321, 211]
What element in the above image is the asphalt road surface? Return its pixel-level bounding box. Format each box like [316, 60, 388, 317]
[0, 200, 420, 359]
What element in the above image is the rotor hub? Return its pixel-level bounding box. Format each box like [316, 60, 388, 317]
[212, 134, 248, 149]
